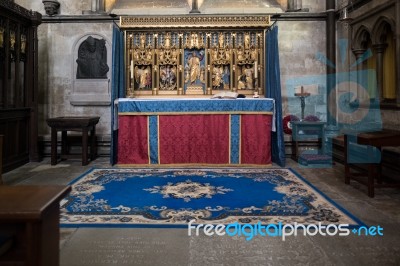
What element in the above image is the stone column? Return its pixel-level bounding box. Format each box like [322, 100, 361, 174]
[288, 0, 302, 12]
[373, 44, 387, 101]
[85, 0, 105, 14]
[352, 48, 366, 100]
[189, 0, 200, 14]
[326, 0, 336, 126]
[91, 0, 97, 12]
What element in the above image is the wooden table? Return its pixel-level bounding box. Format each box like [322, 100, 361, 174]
[344, 129, 400, 197]
[0, 185, 71, 266]
[46, 116, 100, 166]
[291, 121, 326, 162]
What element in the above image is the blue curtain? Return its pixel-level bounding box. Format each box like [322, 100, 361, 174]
[110, 25, 125, 164]
[266, 26, 285, 167]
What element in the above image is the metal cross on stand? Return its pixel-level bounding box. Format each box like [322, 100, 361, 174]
[294, 86, 310, 120]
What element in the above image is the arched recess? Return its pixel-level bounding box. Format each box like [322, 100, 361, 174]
[352, 25, 372, 50]
[351, 26, 377, 99]
[372, 16, 395, 44]
[372, 17, 396, 101]
[70, 33, 112, 106]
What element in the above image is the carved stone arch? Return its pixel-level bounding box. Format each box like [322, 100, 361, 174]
[372, 16, 395, 44]
[352, 25, 372, 50]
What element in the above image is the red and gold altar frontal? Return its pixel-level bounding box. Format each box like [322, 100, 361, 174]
[120, 15, 271, 97]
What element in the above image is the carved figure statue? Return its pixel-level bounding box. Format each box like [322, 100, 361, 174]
[21, 34, 26, 53]
[222, 65, 230, 88]
[212, 65, 223, 88]
[0, 27, 4, 48]
[244, 34, 250, 49]
[218, 33, 224, 48]
[188, 51, 201, 84]
[243, 64, 254, 89]
[76, 36, 109, 79]
[10, 31, 16, 51]
[139, 34, 146, 48]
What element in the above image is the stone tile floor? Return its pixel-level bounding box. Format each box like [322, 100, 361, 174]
[3, 157, 400, 265]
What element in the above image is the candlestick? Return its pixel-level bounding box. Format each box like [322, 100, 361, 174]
[130, 60, 133, 79]
[254, 61, 258, 78]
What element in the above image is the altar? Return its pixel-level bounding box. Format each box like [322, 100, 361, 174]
[115, 98, 275, 165]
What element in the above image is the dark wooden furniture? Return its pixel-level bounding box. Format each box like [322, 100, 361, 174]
[46, 116, 100, 166]
[0, 1, 42, 172]
[0, 185, 71, 266]
[344, 129, 400, 197]
[0, 135, 3, 185]
[291, 121, 326, 162]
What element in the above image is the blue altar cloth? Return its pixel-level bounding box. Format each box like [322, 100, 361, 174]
[117, 98, 275, 115]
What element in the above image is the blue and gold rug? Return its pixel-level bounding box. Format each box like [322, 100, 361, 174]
[60, 168, 363, 227]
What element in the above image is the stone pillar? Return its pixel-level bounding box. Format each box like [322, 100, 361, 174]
[288, 0, 302, 12]
[326, 0, 336, 126]
[84, 0, 105, 14]
[91, 0, 97, 12]
[373, 44, 387, 100]
[352, 48, 366, 100]
[189, 0, 200, 14]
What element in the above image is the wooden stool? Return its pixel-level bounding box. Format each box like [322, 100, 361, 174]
[46, 117, 100, 166]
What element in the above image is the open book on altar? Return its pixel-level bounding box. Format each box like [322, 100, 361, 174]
[211, 91, 239, 99]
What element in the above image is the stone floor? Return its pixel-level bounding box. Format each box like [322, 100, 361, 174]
[3, 157, 400, 265]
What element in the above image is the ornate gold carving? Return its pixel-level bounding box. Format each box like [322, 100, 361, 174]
[236, 33, 258, 65]
[120, 15, 271, 29]
[125, 26, 266, 97]
[185, 85, 204, 95]
[0, 27, 4, 48]
[10, 30, 16, 51]
[133, 34, 153, 65]
[158, 33, 178, 65]
[21, 34, 26, 53]
[210, 34, 231, 65]
[159, 65, 177, 90]
[134, 65, 152, 89]
[158, 32, 178, 91]
[184, 33, 205, 49]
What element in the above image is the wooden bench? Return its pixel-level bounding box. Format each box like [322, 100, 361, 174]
[0, 185, 71, 266]
[0, 135, 2, 185]
[340, 130, 400, 197]
[46, 117, 100, 166]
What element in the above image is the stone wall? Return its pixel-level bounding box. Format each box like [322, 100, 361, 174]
[279, 20, 327, 119]
[336, 0, 400, 131]
[15, 0, 330, 158]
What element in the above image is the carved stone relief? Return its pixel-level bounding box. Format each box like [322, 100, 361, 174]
[71, 33, 111, 106]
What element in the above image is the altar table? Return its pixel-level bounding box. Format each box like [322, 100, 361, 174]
[116, 98, 275, 165]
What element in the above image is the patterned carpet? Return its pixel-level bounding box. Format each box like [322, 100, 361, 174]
[60, 168, 363, 227]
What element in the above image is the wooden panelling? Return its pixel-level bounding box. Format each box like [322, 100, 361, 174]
[0, 1, 41, 173]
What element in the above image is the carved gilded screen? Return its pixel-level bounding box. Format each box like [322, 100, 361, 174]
[122, 15, 271, 97]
